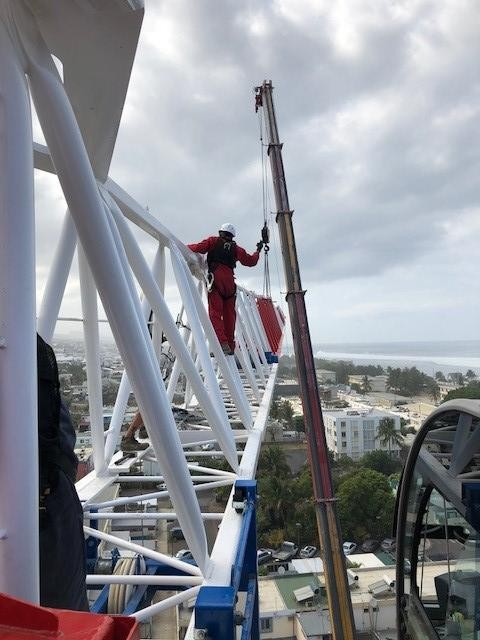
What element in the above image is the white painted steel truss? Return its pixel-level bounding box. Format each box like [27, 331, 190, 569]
[0, 0, 284, 628]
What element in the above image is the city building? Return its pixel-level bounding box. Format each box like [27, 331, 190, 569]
[348, 375, 388, 393]
[323, 409, 402, 460]
[316, 369, 337, 384]
[438, 380, 458, 400]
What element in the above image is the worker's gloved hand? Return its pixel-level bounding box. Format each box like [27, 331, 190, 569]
[186, 251, 205, 278]
[256, 241, 264, 252]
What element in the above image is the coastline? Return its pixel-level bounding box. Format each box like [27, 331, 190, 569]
[314, 350, 480, 377]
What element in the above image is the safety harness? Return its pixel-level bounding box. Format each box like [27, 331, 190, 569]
[206, 237, 238, 297]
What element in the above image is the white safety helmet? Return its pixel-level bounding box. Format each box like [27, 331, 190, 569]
[219, 222, 236, 237]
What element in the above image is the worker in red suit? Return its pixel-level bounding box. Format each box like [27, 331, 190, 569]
[188, 223, 262, 355]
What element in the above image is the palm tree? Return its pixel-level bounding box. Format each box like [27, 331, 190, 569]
[258, 445, 291, 479]
[376, 417, 403, 456]
[361, 375, 372, 393]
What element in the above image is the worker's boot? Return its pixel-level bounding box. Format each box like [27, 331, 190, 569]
[221, 343, 234, 356]
[121, 435, 149, 452]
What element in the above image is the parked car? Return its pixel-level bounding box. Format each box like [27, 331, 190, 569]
[299, 545, 317, 559]
[273, 541, 298, 562]
[257, 549, 273, 566]
[361, 539, 379, 553]
[201, 443, 215, 451]
[343, 541, 357, 556]
[381, 538, 396, 552]
[169, 527, 185, 541]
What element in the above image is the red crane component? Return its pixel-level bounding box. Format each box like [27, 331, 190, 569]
[256, 297, 283, 354]
[0, 594, 139, 640]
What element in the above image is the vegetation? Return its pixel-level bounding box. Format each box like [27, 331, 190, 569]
[442, 381, 480, 402]
[270, 399, 295, 427]
[337, 469, 395, 541]
[280, 356, 445, 402]
[386, 366, 439, 399]
[278, 355, 385, 385]
[252, 441, 401, 548]
[361, 375, 372, 393]
[292, 415, 305, 433]
[58, 360, 86, 385]
[376, 417, 404, 455]
[358, 450, 402, 476]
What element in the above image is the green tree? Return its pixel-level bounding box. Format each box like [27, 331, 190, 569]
[449, 372, 465, 387]
[376, 417, 403, 456]
[293, 415, 305, 433]
[258, 446, 291, 479]
[465, 369, 476, 382]
[435, 371, 446, 382]
[269, 399, 280, 420]
[278, 399, 294, 426]
[359, 450, 402, 476]
[361, 375, 372, 393]
[442, 381, 480, 402]
[337, 469, 396, 541]
[426, 380, 440, 402]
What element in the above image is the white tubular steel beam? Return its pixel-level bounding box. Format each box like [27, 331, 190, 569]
[245, 291, 270, 355]
[202, 365, 278, 589]
[108, 201, 239, 471]
[88, 478, 234, 509]
[104, 372, 131, 465]
[84, 512, 224, 520]
[0, 14, 39, 603]
[236, 296, 266, 385]
[170, 247, 232, 419]
[25, 19, 209, 573]
[133, 586, 201, 622]
[78, 243, 106, 474]
[105, 178, 203, 278]
[172, 245, 253, 429]
[83, 526, 202, 577]
[240, 291, 268, 367]
[166, 322, 191, 402]
[105, 246, 164, 464]
[235, 329, 261, 402]
[87, 575, 203, 587]
[37, 211, 77, 342]
[151, 245, 166, 362]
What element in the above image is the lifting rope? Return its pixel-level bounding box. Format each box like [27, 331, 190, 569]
[258, 107, 271, 298]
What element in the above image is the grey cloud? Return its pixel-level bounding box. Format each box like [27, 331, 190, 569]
[33, 0, 480, 342]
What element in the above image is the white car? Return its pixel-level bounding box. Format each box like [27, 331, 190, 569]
[343, 541, 357, 555]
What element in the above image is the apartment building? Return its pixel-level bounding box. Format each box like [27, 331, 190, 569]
[323, 409, 402, 460]
[348, 374, 388, 393]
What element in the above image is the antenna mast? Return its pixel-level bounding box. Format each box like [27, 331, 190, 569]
[256, 80, 356, 640]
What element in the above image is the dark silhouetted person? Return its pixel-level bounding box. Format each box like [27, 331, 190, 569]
[37, 333, 88, 610]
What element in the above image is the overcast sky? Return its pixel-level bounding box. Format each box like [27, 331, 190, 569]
[35, 0, 480, 345]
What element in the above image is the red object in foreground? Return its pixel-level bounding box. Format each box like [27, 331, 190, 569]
[0, 594, 139, 640]
[256, 297, 283, 354]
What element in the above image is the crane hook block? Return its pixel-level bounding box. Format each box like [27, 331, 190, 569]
[261, 223, 270, 245]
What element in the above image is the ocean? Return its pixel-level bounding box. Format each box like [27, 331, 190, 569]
[312, 340, 480, 376]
